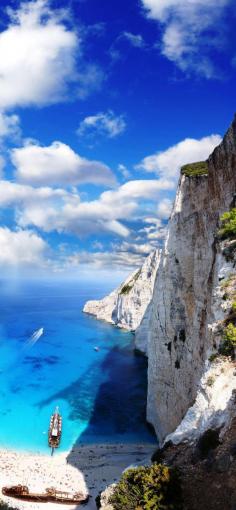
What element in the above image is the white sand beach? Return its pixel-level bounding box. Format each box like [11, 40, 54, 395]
[0, 444, 156, 510]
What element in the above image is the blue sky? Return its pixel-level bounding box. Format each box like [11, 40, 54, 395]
[0, 0, 235, 281]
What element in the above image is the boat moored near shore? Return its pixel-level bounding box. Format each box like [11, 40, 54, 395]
[48, 406, 62, 449]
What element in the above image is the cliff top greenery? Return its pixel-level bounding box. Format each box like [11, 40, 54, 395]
[218, 208, 236, 239]
[181, 160, 208, 177]
[109, 463, 182, 510]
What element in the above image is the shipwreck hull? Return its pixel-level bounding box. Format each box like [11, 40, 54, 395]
[2, 486, 89, 505]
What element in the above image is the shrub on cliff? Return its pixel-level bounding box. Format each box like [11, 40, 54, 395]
[232, 301, 236, 312]
[224, 322, 236, 344]
[120, 283, 132, 295]
[109, 463, 182, 510]
[119, 269, 141, 295]
[219, 322, 236, 357]
[218, 208, 236, 239]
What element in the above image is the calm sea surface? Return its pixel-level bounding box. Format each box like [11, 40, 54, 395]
[0, 279, 154, 452]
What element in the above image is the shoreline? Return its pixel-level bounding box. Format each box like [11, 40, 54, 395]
[0, 443, 156, 510]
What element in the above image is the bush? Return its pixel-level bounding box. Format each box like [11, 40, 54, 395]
[232, 301, 236, 313]
[206, 376, 215, 387]
[219, 322, 236, 357]
[181, 161, 208, 177]
[224, 322, 236, 344]
[218, 208, 236, 239]
[209, 353, 218, 362]
[109, 464, 182, 510]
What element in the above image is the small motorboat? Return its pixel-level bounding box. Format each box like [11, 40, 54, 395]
[94, 346, 100, 352]
[2, 485, 89, 505]
[28, 327, 44, 345]
[48, 406, 62, 449]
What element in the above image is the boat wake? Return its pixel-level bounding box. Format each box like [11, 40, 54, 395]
[27, 327, 44, 346]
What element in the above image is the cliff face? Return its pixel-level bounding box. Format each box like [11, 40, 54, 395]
[83, 250, 161, 336]
[144, 117, 236, 442]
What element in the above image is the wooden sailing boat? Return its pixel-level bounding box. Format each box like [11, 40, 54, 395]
[48, 406, 62, 448]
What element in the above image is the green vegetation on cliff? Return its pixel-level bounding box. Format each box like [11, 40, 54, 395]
[120, 283, 133, 295]
[109, 464, 182, 510]
[219, 322, 236, 357]
[218, 208, 236, 239]
[224, 322, 236, 345]
[232, 301, 236, 313]
[181, 161, 208, 177]
[119, 269, 141, 295]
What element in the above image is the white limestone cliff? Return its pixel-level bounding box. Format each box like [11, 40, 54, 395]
[165, 246, 236, 445]
[165, 357, 236, 446]
[140, 116, 236, 443]
[83, 250, 161, 342]
[83, 117, 236, 452]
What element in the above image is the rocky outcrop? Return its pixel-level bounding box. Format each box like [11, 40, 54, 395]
[142, 116, 236, 442]
[83, 250, 161, 341]
[165, 356, 236, 445]
[152, 415, 236, 510]
[99, 484, 116, 510]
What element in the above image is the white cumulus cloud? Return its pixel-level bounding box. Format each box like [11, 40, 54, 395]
[77, 110, 126, 139]
[12, 141, 116, 187]
[16, 179, 173, 238]
[136, 134, 222, 180]
[0, 0, 100, 108]
[100, 178, 174, 202]
[0, 180, 73, 207]
[142, 0, 230, 76]
[0, 227, 48, 267]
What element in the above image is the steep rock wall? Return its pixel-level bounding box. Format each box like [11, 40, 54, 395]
[83, 250, 161, 336]
[144, 117, 236, 442]
[165, 241, 236, 445]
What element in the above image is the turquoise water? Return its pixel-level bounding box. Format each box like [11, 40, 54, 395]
[0, 279, 154, 453]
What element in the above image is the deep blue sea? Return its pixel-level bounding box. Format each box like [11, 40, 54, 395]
[0, 278, 154, 453]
